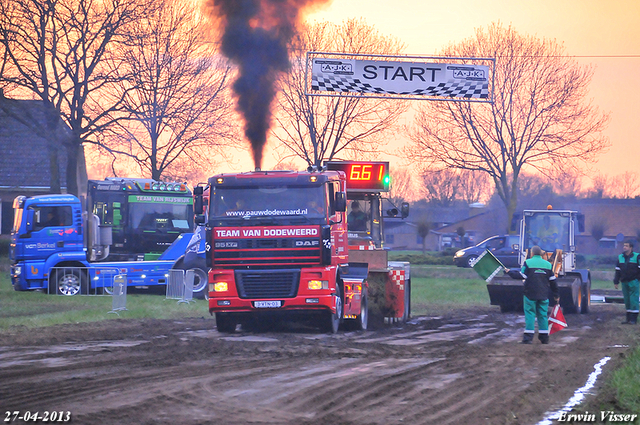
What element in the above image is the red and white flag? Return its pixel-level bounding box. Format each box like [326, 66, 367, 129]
[549, 304, 568, 335]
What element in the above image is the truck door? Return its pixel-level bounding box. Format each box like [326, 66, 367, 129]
[24, 205, 77, 259]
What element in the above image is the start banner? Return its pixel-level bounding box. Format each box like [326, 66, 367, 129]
[308, 53, 492, 101]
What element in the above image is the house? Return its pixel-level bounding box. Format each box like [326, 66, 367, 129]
[383, 219, 420, 250]
[421, 199, 640, 255]
[0, 95, 70, 234]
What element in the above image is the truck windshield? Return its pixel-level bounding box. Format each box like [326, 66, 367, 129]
[130, 201, 193, 232]
[524, 212, 570, 252]
[211, 186, 326, 220]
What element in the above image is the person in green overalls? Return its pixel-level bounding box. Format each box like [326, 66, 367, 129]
[520, 245, 559, 344]
[614, 241, 640, 325]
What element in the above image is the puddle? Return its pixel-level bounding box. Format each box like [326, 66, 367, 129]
[219, 336, 280, 342]
[0, 340, 148, 368]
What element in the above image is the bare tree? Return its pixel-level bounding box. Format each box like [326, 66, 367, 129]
[457, 169, 491, 204]
[420, 169, 461, 207]
[406, 23, 609, 231]
[274, 19, 408, 166]
[0, 0, 149, 195]
[551, 169, 584, 198]
[416, 220, 431, 254]
[588, 173, 610, 198]
[100, 0, 237, 181]
[611, 171, 640, 199]
[388, 167, 415, 206]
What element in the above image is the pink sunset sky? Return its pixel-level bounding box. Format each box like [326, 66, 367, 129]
[301, 0, 640, 184]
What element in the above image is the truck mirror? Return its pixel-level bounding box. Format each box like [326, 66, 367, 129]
[195, 214, 206, 226]
[335, 192, 346, 212]
[25, 209, 34, 232]
[386, 208, 399, 217]
[194, 186, 204, 215]
[400, 202, 410, 218]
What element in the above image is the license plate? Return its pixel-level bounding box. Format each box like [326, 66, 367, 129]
[254, 300, 282, 308]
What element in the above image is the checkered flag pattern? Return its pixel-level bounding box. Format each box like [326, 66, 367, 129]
[389, 269, 405, 291]
[311, 74, 489, 99]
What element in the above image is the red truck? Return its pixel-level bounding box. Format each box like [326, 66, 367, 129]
[194, 161, 410, 333]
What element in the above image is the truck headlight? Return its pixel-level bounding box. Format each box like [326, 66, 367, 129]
[13, 266, 21, 276]
[213, 281, 228, 292]
[308, 280, 328, 290]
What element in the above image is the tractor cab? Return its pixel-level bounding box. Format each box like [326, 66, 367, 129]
[325, 161, 408, 249]
[519, 209, 585, 274]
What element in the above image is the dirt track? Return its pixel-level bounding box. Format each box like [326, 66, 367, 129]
[0, 302, 636, 425]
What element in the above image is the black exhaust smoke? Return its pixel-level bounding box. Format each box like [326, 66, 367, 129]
[208, 0, 329, 170]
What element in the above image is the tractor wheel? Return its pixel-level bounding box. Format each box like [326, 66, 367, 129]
[355, 289, 368, 331]
[581, 278, 591, 314]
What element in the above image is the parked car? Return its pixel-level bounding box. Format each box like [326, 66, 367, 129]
[453, 235, 520, 268]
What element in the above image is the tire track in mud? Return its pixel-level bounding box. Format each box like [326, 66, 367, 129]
[1, 307, 630, 425]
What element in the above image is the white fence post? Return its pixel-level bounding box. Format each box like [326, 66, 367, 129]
[180, 269, 194, 304]
[108, 274, 128, 315]
[166, 269, 184, 300]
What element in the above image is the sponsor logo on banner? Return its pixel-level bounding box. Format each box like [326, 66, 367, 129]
[214, 226, 320, 239]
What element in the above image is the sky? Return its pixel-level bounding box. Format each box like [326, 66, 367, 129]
[297, 0, 640, 184]
[221, 0, 639, 186]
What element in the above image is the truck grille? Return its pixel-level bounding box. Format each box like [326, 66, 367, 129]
[235, 269, 299, 299]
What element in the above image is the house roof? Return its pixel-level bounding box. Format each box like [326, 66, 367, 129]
[0, 96, 68, 190]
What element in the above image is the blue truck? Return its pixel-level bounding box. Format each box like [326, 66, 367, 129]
[9, 193, 208, 298]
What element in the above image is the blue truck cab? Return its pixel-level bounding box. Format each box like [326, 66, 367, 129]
[10, 194, 208, 297]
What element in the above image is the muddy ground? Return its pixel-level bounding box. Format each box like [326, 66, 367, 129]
[0, 301, 637, 425]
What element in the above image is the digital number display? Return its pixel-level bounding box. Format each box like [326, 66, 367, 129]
[325, 161, 390, 192]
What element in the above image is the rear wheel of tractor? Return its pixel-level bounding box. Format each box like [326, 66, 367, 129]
[355, 289, 368, 331]
[466, 255, 478, 268]
[401, 278, 411, 323]
[322, 285, 343, 334]
[581, 278, 591, 314]
[50, 268, 87, 296]
[215, 313, 236, 333]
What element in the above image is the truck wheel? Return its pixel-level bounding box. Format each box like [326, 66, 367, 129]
[173, 259, 209, 300]
[50, 268, 86, 296]
[322, 285, 343, 334]
[215, 313, 236, 333]
[190, 268, 209, 300]
[581, 278, 591, 314]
